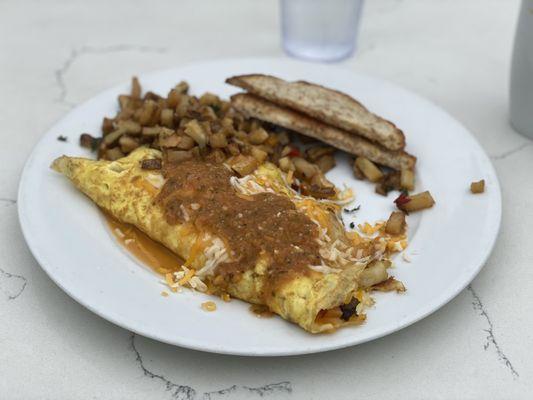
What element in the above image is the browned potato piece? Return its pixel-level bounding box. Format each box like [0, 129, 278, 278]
[293, 157, 318, 179]
[395, 191, 435, 212]
[248, 128, 269, 145]
[175, 95, 190, 118]
[102, 118, 114, 135]
[352, 160, 365, 180]
[315, 154, 336, 173]
[278, 156, 295, 172]
[131, 77, 141, 99]
[306, 146, 335, 162]
[228, 155, 258, 177]
[165, 149, 193, 163]
[160, 109, 174, 128]
[102, 129, 125, 146]
[199, 92, 220, 106]
[142, 126, 161, 137]
[166, 89, 181, 108]
[175, 81, 189, 94]
[176, 135, 195, 150]
[105, 147, 125, 161]
[159, 134, 181, 148]
[401, 169, 415, 191]
[470, 180, 485, 194]
[209, 132, 228, 148]
[355, 157, 383, 182]
[137, 100, 158, 125]
[385, 211, 406, 235]
[375, 171, 401, 196]
[119, 135, 140, 153]
[184, 120, 207, 148]
[116, 120, 141, 135]
[251, 146, 268, 163]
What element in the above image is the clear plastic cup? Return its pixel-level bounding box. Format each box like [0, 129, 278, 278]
[281, 0, 364, 62]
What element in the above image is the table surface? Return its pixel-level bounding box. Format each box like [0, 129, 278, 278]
[1, 0, 531, 398]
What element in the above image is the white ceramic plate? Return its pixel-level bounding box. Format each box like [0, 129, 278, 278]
[18, 58, 501, 356]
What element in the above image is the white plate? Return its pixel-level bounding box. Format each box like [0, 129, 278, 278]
[18, 58, 501, 356]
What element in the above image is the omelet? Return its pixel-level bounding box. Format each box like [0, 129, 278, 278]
[52, 147, 402, 333]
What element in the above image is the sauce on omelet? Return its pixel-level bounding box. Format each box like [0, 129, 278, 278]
[105, 213, 184, 275]
[156, 159, 323, 297]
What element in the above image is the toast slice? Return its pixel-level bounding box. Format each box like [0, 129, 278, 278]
[226, 74, 406, 151]
[231, 94, 416, 171]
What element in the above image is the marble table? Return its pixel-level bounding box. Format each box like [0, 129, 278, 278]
[1, 0, 531, 398]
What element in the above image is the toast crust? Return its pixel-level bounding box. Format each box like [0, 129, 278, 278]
[231, 93, 416, 171]
[226, 74, 406, 151]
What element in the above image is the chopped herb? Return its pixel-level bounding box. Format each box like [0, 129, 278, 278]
[349, 222, 355, 229]
[343, 205, 361, 214]
[57, 135, 68, 142]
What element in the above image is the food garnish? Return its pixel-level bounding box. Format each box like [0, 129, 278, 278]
[470, 179, 485, 194]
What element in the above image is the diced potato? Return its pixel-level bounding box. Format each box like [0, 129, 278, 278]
[375, 171, 401, 196]
[104, 147, 125, 161]
[470, 179, 485, 194]
[228, 155, 258, 177]
[395, 191, 435, 212]
[102, 118, 114, 135]
[175, 95, 191, 118]
[401, 169, 415, 191]
[248, 128, 269, 145]
[131, 77, 141, 99]
[199, 92, 220, 106]
[359, 261, 390, 288]
[201, 106, 218, 121]
[102, 129, 125, 145]
[306, 146, 335, 162]
[355, 157, 383, 182]
[234, 130, 248, 141]
[385, 211, 406, 235]
[251, 146, 268, 163]
[352, 160, 365, 180]
[278, 156, 295, 172]
[315, 154, 336, 173]
[118, 95, 131, 110]
[166, 89, 181, 108]
[160, 108, 174, 128]
[310, 172, 335, 189]
[175, 135, 195, 150]
[293, 157, 318, 179]
[159, 134, 181, 148]
[142, 126, 161, 137]
[115, 120, 141, 135]
[184, 119, 207, 148]
[209, 132, 228, 148]
[119, 135, 140, 153]
[175, 81, 189, 94]
[136, 99, 158, 125]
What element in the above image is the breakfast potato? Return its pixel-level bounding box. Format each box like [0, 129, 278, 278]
[395, 191, 435, 212]
[385, 211, 406, 235]
[470, 180, 485, 194]
[401, 169, 415, 191]
[355, 157, 383, 182]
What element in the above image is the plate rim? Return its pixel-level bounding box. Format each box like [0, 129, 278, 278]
[17, 57, 502, 356]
